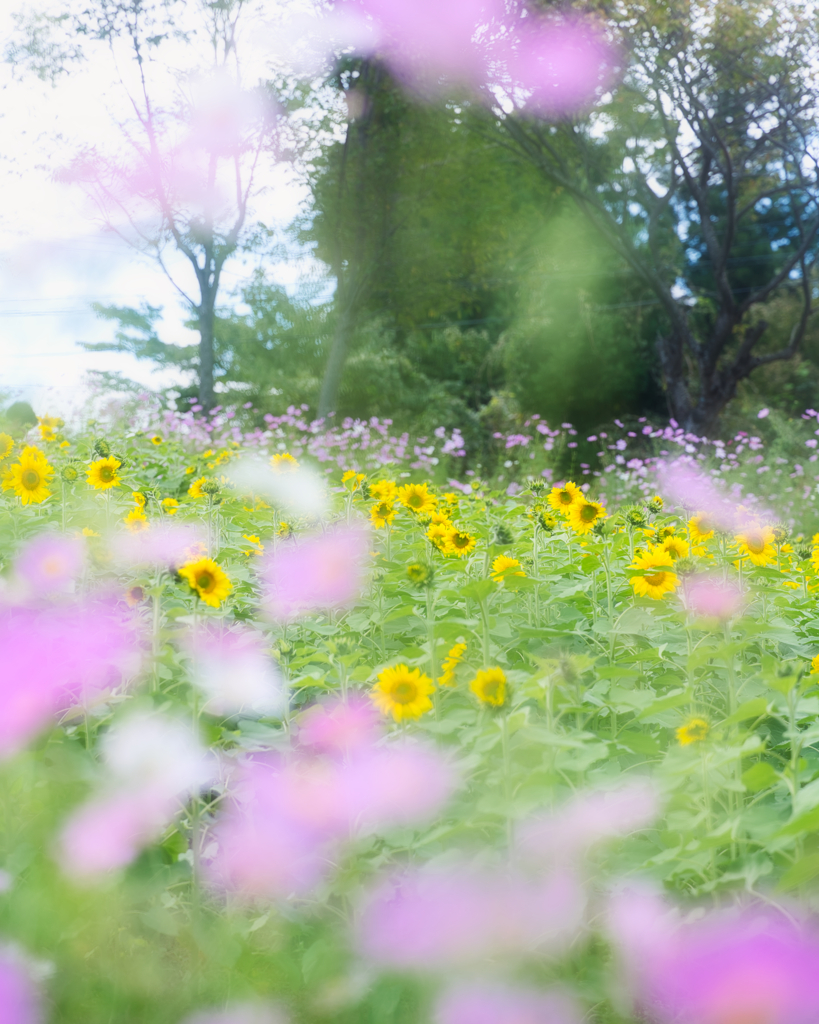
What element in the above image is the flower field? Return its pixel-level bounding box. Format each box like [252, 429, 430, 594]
[2, 411, 819, 1023]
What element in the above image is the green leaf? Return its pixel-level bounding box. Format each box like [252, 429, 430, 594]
[741, 762, 779, 793]
[777, 853, 819, 891]
[461, 579, 495, 602]
[618, 730, 660, 755]
[722, 698, 769, 727]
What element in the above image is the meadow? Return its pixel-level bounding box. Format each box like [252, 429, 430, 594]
[1, 404, 819, 1023]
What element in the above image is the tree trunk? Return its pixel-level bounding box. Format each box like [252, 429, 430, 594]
[317, 298, 357, 420]
[198, 299, 216, 411]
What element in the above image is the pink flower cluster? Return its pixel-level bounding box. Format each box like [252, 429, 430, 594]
[207, 696, 456, 899]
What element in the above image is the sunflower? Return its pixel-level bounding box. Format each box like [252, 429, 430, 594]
[37, 415, 62, 442]
[370, 664, 434, 722]
[427, 522, 450, 550]
[271, 453, 299, 472]
[369, 479, 397, 503]
[150, 434, 163, 445]
[661, 535, 689, 561]
[178, 557, 233, 608]
[342, 470, 366, 491]
[370, 501, 397, 529]
[241, 534, 265, 557]
[162, 497, 180, 515]
[676, 717, 709, 746]
[470, 667, 507, 707]
[567, 499, 606, 535]
[629, 548, 680, 600]
[132, 491, 146, 508]
[2, 446, 54, 505]
[188, 476, 207, 499]
[427, 510, 452, 526]
[734, 526, 776, 567]
[443, 527, 477, 558]
[547, 481, 582, 514]
[438, 642, 466, 687]
[0, 433, 13, 459]
[87, 456, 121, 491]
[124, 507, 148, 533]
[811, 654, 819, 675]
[491, 555, 525, 582]
[124, 585, 145, 607]
[689, 513, 716, 543]
[397, 482, 438, 515]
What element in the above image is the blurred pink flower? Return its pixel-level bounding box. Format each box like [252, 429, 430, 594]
[297, 695, 381, 756]
[181, 1003, 288, 1024]
[655, 463, 738, 529]
[0, 603, 139, 758]
[14, 534, 83, 595]
[517, 780, 660, 864]
[435, 982, 582, 1024]
[0, 953, 41, 1024]
[111, 523, 205, 569]
[58, 712, 214, 879]
[614, 904, 819, 1024]
[683, 576, 745, 622]
[356, 865, 585, 969]
[261, 527, 370, 619]
[497, 17, 617, 115]
[184, 624, 283, 717]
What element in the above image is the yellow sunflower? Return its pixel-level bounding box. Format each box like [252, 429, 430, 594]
[2, 446, 54, 505]
[162, 497, 180, 515]
[0, 433, 13, 459]
[427, 510, 452, 526]
[689, 512, 716, 543]
[397, 482, 438, 515]
[547, 481, 582, 514]
[427, 521, 451, 550]
[37, 415, 62, 442]
[734, 526, 776, 567]
[676, 717, 709, 746]
[661, 535, 689, 560]
[629, 548, 680, 600]
[369, 479, 397, 503]
[271, 452, 299, 472]
[188, 476, 207, 499]
[178, 557, 233, 608]
[443, 527, 477, 558]
[124, 507, 148, 533]
[132, 491, 146, 508]
[342, 470, 366, 490]
[438, 642, 467, 687]
[87, 456, 121, 491]
[470, 667, 507, 707]
[370, 501, 397, 529]
[150, 434, 163, 445]
[370, 664, 434, 722]
[810, 654, 819, 675]
[491, 555, 525, 582]
[567, 499, 606, 535]
[124, 585, 145, 607]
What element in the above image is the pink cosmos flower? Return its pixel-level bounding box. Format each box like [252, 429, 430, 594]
[0, 954, 41, 1024]
[517, 780, 660, 864]
[655, 463, 738, 529]
[184, 624, 283, 717]
[58, 712, 214, 879]
[435, 982, 582, 1024]
[261, 527, 370, 619]
[683, 576, 745, 622]
[614, 904, 819, 1024]
[297, 695, 381, 757]
[110, 523, 205, 569]
[0, 603, 139, 758]
[14, 534, 83, 596]
[356, 865, 585, 969]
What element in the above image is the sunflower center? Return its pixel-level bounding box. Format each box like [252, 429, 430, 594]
[196, 573, 214, 591]
[580, 504, 597, 522]
[558, 490, 572, 505]
[100, 467, 114, 482]
[453, 533, 470, 548]
[408, 493, 423, 508]
[482, 679, 502, 700]
[392, 681, 418, 704]
[747, 537, 765, 554]
[645, 571, 666, 586]
[21, 469, 40, 490]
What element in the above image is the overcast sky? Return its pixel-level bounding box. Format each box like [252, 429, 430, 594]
[0, 1, 324, 420]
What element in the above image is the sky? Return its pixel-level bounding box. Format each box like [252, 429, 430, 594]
[0, 1, 324, 421]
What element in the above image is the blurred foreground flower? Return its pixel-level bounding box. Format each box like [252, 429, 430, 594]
[228, 457, 327, 517]
[0, 603, 139, 758]
[184, 625, 283, 717]
[0, 951, 42, 1024]
[59, 711, 214, 878]
[683, 576, 744, 621]
[435, 982, 582, 1024]
[609, 895, 819, 1024]
[261, 528, 369, 619]
[110, 522, 205, 569]
[13, 534, 83, 596]
[181, 1003, 288, 1024]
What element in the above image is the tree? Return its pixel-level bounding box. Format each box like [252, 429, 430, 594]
[491, 0, 819, 433]
[8, 0, 284, 410]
